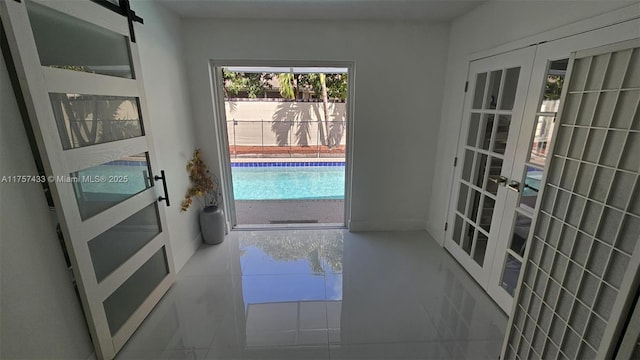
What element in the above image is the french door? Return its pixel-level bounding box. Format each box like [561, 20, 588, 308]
[487, 54, 568, 311]
[1, 1, 175, 359]
[448, 18, 640, 314]
[445, 46, 536, 293]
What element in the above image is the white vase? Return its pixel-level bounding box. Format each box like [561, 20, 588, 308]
[200, 206, 225, 245]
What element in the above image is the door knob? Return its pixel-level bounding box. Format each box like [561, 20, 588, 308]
[489, 176, 508, 186]
[507, 180, 521, 193]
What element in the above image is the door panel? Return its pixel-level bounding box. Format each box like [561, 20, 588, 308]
[488, 58, 569, 312]
[446, 46, 536, 288]
[0, 1, 175, 359]
[502, 37, 640, 360]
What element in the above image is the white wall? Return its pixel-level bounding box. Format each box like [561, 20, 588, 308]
[427, 0, 637, 243]
[0, 49, 93, 360]
[132, 2, 200, 271]
[182, 19, 450, 230]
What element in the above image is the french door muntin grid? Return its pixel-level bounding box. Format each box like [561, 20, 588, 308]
[490, 59, 569, 309]
[455, 69, 519, 265]
[504, 38, 640, 360]
[449, 46, 535, 292]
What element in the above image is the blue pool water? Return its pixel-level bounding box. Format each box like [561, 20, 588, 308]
[232, 164, 345, 200]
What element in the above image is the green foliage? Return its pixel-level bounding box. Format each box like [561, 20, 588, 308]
[239, 234, 343, 273]
[49, 65, 91, 73]
[277, 73, 296, 99]
[544, 74, 564, 100]
[324, 73, 348, 101]
[297, 73, 348, 101]
[223, 70, 273, 98]
[223, 69, 347, 101]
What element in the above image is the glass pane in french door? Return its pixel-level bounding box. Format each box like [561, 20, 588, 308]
[519, 59, 569, 213]
[499, 212, 532, 296]
[453, 66, 522, 266]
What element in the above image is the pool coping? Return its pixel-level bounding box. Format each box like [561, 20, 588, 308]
[231, 157, 345, 163]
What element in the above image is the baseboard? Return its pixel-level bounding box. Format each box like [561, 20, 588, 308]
[349, 218, 425, 231]
[425, 221, 445, 247]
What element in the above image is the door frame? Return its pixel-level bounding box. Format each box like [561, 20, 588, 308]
[208, 59, 356, 229]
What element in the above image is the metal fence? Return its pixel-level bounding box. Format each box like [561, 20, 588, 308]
[227, 119, 346, 158]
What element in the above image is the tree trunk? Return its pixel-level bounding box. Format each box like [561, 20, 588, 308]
[319, 74, 331, 148]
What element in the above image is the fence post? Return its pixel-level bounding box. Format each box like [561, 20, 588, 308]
[289, 120, 292, 158]
[232, 118, 237, 158]
[261, 119, 264, 158]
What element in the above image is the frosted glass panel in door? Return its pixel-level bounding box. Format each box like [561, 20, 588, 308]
[103, 247, 169, 336]
[26, 1, 133, 78]
[72, 153, 152, 220]
[89, 204, 161, 282]
[50, 94, 144, 149]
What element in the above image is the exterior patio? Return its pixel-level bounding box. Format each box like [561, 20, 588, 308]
[235, 199, 345, 225]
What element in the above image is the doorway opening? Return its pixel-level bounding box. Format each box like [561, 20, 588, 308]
[213, 65, 351, 228]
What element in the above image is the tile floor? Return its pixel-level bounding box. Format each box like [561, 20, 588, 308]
[117, 230, 508, 359]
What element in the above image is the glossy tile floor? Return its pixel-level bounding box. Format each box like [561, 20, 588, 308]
[117, 230, 508, 359]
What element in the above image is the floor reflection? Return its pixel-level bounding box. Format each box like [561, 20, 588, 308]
[239, 231, 343, 274]
[238, 232, 346, 349]
[117, 230, 507, 360]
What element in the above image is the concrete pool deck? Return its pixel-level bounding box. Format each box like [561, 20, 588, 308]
[235, 199, 345, 225]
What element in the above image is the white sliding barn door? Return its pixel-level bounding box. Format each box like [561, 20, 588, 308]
[0, 1, 175, 359]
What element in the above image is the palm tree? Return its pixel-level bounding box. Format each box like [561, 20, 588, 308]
[51, 94, 130, 148]
[277, 72, 297, 99]
[318, 73, 332, 148]
[278, 72, 333, 147]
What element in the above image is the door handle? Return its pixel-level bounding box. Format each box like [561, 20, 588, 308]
[507, 180, 521, 193]
[154, 170, 171, 206]
[489, 176, 508, 186]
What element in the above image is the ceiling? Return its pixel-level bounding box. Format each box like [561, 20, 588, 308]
[157, 0, 487, 21]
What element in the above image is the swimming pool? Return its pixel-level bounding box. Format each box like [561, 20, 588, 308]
[231, 163, 345, 200]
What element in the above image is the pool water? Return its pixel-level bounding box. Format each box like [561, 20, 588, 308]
[232, 165, 345, 200]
